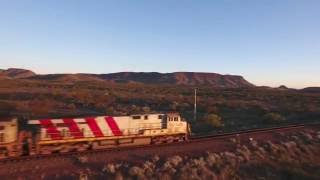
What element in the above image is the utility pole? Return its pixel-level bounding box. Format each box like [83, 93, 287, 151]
[194, 88, 197, 122]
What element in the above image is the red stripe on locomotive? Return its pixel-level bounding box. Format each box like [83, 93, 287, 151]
[105, 116, 123, 136]
[39, 119, 62, 140]
[85, 117, 104, 137]
[62, 118, 84, 138]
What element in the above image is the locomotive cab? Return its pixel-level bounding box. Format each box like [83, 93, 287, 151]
[166, 113, 188, 136]
[166, 112, 181, 122]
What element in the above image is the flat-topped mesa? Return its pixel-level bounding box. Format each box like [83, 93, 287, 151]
[1, 68, 255, 87]
[100, 72, 254, 88]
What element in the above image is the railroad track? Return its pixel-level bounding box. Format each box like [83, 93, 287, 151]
[0, 123, 318, 164]
[190, 123, 314, 140]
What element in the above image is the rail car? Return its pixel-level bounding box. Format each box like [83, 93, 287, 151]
[0, 112, 189, 157]
[0, 118, 18, 157]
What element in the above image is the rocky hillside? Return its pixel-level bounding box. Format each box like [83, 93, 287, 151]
[0, 68, 36, 79]
[0, 68, 255, 88]
[100, 72, 254, 88]
[29, 74, 105, 82]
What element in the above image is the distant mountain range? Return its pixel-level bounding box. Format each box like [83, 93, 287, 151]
[100, 72, 254, 88]
[2, 68, 318, 90]
[300, 87, 320, 93]
[0, 68, 255, 88]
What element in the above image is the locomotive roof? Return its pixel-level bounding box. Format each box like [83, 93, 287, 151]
[31, 113, 167, 120]
[130, 113, 165, 116]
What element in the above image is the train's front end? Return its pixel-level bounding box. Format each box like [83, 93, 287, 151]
[165, 112, 189, 140]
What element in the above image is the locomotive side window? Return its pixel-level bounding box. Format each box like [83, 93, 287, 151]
[61, 129, 66, 137]
[132, 116, 141, 120]
[174, 117, 178, 121]
[61, 129, 70, 137]
[66, 129, 70, 137]
[158, 115, 163, 119]
[144, 115, 148, 120]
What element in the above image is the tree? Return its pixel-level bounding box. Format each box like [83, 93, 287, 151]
[205, 114, 223, 128]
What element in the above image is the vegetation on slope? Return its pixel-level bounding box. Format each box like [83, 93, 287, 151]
[0, 78, 319, 133]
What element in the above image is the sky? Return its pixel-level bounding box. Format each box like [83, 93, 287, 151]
[0, 0, 319, 88]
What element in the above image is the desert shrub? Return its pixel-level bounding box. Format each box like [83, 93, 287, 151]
[105, 107, 115, 114]
[128, 166, 144, 177]
[142, 106, 151, 113]
[204, 113, 223, 128]
[166, 155, 183, 167]
[76, 155, 88, 164]
[263, 112, 286, 123]
[103, 163, 116, 174]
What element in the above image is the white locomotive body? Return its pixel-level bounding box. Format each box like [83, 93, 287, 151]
[27, 112, 189, 154]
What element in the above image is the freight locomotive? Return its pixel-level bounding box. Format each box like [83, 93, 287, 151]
[0, 112, 189, 158]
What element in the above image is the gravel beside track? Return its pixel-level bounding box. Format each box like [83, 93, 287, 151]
[0, 124, 318, 179]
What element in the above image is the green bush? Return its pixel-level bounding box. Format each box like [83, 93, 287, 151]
[204, 114, 223, 128]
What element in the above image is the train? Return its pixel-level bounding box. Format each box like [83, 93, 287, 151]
[0, 112, 190, 158]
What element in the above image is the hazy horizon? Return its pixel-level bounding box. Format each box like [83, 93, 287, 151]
[1, 1, 319, 88]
